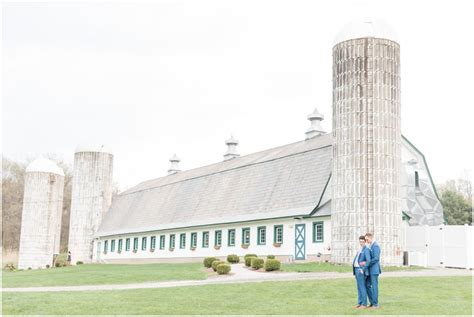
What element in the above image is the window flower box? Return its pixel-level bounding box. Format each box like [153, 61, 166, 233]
[133, 249, 137, 253]
[241, 244, 249, 249]
[169, 248, 174, 252]
[273, 243, 282, 248]
[150, 248, 155, 253]
[214, 245, 221, 250]
[103, 251, 107, 254]
[190, 247, 196, 251]
[118, 250, 122, 254]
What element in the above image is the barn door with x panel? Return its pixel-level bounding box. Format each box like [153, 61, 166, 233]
[295, 223, 306, 260]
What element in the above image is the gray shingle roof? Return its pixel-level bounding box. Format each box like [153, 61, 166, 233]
[97, 134, 333, 237]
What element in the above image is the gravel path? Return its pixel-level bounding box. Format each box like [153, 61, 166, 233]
[2, 265, 470, 293]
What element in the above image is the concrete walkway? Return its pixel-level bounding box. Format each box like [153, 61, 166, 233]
[2, 265, 470, 293]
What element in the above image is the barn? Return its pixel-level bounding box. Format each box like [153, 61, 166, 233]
[90, 20, 444, 265]
[93, 125, 442, 264]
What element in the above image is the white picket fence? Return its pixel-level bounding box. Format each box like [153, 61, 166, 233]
[402, 224, 473, 269]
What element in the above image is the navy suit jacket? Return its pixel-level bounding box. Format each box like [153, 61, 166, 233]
[367, 242, 382, 275]
[352, 246, 371, 276]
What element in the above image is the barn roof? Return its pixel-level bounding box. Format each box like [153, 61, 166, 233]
[96, 133, 333, 237]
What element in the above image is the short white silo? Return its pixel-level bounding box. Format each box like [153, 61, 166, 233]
[18, 157, 65, 269]
[68, 145, 113, 264]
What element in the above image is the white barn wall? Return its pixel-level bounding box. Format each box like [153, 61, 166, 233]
[400, 138, 444, 225]
[95, 216, 331, 263]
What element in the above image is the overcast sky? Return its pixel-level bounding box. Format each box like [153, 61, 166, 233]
[2, 0, 473, 190]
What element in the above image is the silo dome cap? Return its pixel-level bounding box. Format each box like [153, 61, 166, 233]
[334, 18, 399, 45]
[26, 157, 65, 176]
[75, 144, 113, 155]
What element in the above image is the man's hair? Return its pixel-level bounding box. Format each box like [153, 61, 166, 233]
[359, 235, 366, 240]
[365, 233, 374, 238]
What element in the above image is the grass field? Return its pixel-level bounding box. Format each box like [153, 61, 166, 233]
[281, 262, 427, 273]
[2, 263, 207, 288]
[2, 276, 471, 315]
[3, 262, 427, 288]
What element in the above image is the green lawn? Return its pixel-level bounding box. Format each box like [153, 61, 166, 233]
[2, 276, 471, 315]
[281, 262, 426, 273]
[2, 263, 207, 288]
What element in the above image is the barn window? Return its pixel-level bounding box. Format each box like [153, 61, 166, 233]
[415, 171, 419, 187]
[150, 236, 156, 250]
[103, 240, 108, 253]
[169, 234, 176, 249]
[141, 237, 147, 251]
[257, 226, 266, 245]
[313, 222, 324, 242]
[125, 238, 130, 251]
[110, 240, 115, 252]
[202, 231, 209, 248]
[118, 239, 123, 252]
[242, 228, 250, 246]
[190, 232, 197, 248]
[228, 229, 236, 246]
[159, 235, 165, 250]
[274, 225, 283, 244]
[215, 230, 222, 247]
[133, 238, 139, 251]
[180, 233, 186, 249]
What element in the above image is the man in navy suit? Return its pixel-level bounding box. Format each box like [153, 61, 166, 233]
[361, 232, 381, 309]
[352, 235, 371, 309]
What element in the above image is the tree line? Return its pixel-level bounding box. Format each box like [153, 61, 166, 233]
[437, 174, 472, 225]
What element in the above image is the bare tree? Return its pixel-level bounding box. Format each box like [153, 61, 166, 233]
[439, 170, 472, 201]
[2, 157, 26, 254]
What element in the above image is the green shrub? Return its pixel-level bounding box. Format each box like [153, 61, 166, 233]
[251, 257, 264, 270]
[227, 254, 240, 263]
[264, 259, 281, 271]
[216, 263, 231, 275]
[244, 254, 257, 259]
[212, 260, 226, 272]
[46, 264, 50, 269]
[245, 256, 256, 267]
[76, 261, 84, 265]
[267, 255, 275, 259]
[203, 257, 218, 268]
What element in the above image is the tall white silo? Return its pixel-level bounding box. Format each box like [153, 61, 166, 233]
[331, 20, 402, 265]
[68, 145, 113, 264]
[18, 157, 65, 269]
